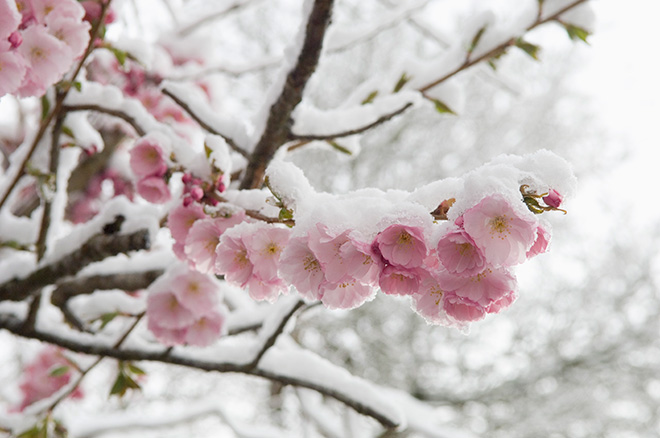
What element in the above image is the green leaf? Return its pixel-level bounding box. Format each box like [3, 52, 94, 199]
[109, 47, 127, 66]
[278, 208, 293, 221]
[127, 363, 146, 376]
[432, 99, 456, 115]
[468, 26, 487, 54]
[204, 143, 213, 159]
[515, 38, 540, 60]
[327, 140, 352, 155]
[18, 425, 42, 438]
[110, 372, 128, 396]
[49, 365, 70, 377]
[564, 23, 590, 44]
[361, 90, 379, 105]
[41, 95, 50, 121]
[61, 126, 75, 139]
[99, 311, 119, 330]
[393, 73, 410, 93]
[72, 81, 82, 92]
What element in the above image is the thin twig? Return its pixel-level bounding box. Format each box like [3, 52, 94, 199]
[35, 113, 64, 261]
[161, 88, 249, 158]
[177, 0, 262, 37]
[290, 102, 413, 141]
[418, 0, 589, 93]
[63, 104, 147, 136]
[247, 299, 304, 369]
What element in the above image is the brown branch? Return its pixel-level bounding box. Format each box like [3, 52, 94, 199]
[0, 1, 113, 212]
[63, 104, 147, 136]
[240, 0, 335, 189]
[177, 0, 263, 37]
[161, 88, 249, 158]
[0, 312, 398, 429]
[290, 102, 413, 141]
[51, 270, 163, 331]
[35, 113, 64, 261]
[418, 0, 590, 93]
[209, 192, 295, 226]
[247, 299, 304, 369]
[0, 229, 150, 302]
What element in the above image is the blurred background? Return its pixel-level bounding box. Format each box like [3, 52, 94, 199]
[1, 0, 658, 437]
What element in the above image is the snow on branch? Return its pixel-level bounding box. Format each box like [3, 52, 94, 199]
[0, 229, 150, 302]
[240, 0, 335, 190]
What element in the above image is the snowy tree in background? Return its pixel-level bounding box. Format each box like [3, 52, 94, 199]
[0, 0, 596, 436]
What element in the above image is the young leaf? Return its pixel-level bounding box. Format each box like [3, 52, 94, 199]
[327, 140, 352, 155]
[515, 38, 541, 60]
[109, 46, 128, 66]
[41, 95, 50, 121]
[99, 311, 119, 330]
[361, 90, 379, 105]
[432, 99, 456, 115]
[49, 365, 70, 377]
[393, 73, 410, 93]
[468, 26, 487, 55]
[110, 372, 128, 396]
[127, 363, 146, 376]
[61, 126, 75, 139]
[564, 23, 590, 44]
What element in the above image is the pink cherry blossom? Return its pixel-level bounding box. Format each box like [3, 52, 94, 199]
[436, 267, 516, 309]
[0, 0, 20, 41]
[185, 212, 245, 273]
[320, 280, 375, 310]
[412, 273, 450, 324]
[168, 201, 207, 243]
[129, 136, 168, 178]
[16, 346, 83, 412]
[46, 14, 90, 60]
[136, 176, 171, 204]
[184, 312, 226, 346]
[338, 235, 381, 285]
[215, 224, 254, 286]
[379, 265, 424, 296]
[462, 194, 537, 266]
[171, 271, 218, 315]
[246, 276, 287, 302]
[246, 224, 290, 281]
[32, 0, 85, 24]
[486, 290, 517, 314]
[527, 224, 551, 258]
[17, 25, 71, 96]
[0, 48, 26, 97]
[280, 236, 326, 301]
[307, 224, 352, 284]
[436, 227, 487, 277]
[374, 224, 427, 268]
[147, 317, 188, 346]
[146, 290, 196, 329]
[443, 293, 486, 322]
[543, 188, 563, 208]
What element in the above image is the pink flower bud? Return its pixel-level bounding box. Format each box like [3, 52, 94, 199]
[9, 31, 22, 49]
[542, 189, 563, 208]
[190, 186, 204, 201]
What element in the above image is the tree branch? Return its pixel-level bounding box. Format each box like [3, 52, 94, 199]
[63, 104, 147, 136]
[240, 0, 335, 189]
[290, 102, 413, 141]
[160, 88, 249, 158]
[0, 312, 399, 429]
[0, 229, 150, 302]
[247, 299, 304, 369]
[418, 0, 590, 93]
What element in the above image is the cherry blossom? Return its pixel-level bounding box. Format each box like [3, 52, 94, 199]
[184, 312, 226, 346]
[185, 213, 245, 273]
[320, 279, 375, 310]
[436, 227, 487, 277]
[146, 290, 196, 329]
[378, 265, 423, 296]
[462, 194, 537, 267]
[136, 176, 171, 204]
[129, 136, 169, 178]
[374, 224, 427, 268]
[527, 223, 552, 258]
[279, 236, 326, 301]
[443, 293, 486, 323]
[172, 271, 219, 315]
[15, 346, 83, 412]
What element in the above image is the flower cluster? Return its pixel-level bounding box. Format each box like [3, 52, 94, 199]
[0, 0, 90, 98]
[156, 186, 562, 334]
[14, 346, 83, 412]
[146, 269, 227, 346]
[129, 133, 172, 204]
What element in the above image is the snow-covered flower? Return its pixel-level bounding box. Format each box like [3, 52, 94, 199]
[185, 213, 245, 273]
[527, 224, 552, 258]
[374, 224, 427, 268]
[437, 266, 517, 309]
[280, 236, 326, 301]
[246, 224, 290, 282]
[436, 227, 487, 277]
[320, 279, 375, 310]
[462, 194, 537, 266]
[378, 265, 423, 296]
[215, 224, 255, 287]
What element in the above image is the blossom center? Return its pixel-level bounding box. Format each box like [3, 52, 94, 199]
[303, 255, 320, 272]
[397, 231, 412, 246]
[456, 243, 473, 256]
[489, 215, 510, 236]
